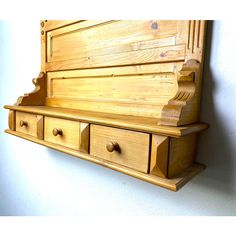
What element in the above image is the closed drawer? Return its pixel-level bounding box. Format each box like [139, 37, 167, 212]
[16, 111, 43, 139]
[44, 116, 89, 152]
[90, 125, 150, 173]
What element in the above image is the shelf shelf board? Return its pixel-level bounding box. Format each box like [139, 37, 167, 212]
[4, 105, 208, 137]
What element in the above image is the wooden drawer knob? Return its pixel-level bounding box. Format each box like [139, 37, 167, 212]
[53, 128, 63, 136]
[106, 141, 120, 152]
[19, 120, 28, 127]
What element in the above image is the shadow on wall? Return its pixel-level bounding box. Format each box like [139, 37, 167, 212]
[197, 21, 235, 195]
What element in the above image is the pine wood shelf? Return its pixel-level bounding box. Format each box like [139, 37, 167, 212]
[4, 20, 208, 191]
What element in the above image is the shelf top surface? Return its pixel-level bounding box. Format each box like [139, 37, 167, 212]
[5, 105, 208, 137]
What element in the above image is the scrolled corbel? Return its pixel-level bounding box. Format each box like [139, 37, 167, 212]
[158, 60, 201, 126]
[15, 72, 47, 106]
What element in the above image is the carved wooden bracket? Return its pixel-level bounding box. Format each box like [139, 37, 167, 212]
[15, 72, 47, 106]
[158, 60, 200, 126]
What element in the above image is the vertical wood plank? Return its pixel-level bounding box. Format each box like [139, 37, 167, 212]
[41, 20, 46, 72]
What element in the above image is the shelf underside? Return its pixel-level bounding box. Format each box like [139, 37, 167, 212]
[5, 105, 208, 137]
[5, 129, 205, 191]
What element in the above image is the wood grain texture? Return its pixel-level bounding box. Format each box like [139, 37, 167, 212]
[150, 135, 169, 178]
[43, 20, 206, 64]
[49, 74, 176, 102]
[158, 60, 201, 126]
[8, 110, 15, 131]
[46, 63, 177, 99]
[168, 133, 197, 178]
[15, 72, 47, 106]
[4, 105, 209, 137]
[47, 63, 177, 79]
[46, 64, 177, 118]
[44, 116, 82, 150]
[79, 122, 89, 153]
[186, 20, 207, 62]
[46, 45, 185, 71]
[45, 20, 187, 71]
[44, 20, 206, 126]
[44, 20, 80, 32]
[46, 72, 176, 118]
[4, 20, 208, 191]
[15, 111, 43, 139]
[5, 129, 205, 191]
[41, 21, 46, 72]
[37, 115, 44, 140]
[90, 124, 150, 173]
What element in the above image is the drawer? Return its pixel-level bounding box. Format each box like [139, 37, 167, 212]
[15, 111, 43, 139]
[44, 116, 89, 152]
[90, 125, 150, 173]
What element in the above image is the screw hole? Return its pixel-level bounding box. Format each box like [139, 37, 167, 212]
[151, 21, 158, 30]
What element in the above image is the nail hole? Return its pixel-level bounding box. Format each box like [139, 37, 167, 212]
[151, 21, 158, 30]
[160, 52, 166, 57]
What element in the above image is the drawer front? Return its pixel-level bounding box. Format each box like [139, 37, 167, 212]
[44, 117, 80, 150]
[44, 117, 89, 152]
[15, 111, 43, 139]
[90, 125, 150, 173]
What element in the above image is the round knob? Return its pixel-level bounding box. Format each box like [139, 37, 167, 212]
[106, 141, 120, 152]
[52, 128, 63, 136]
[19, 120, 27, 127]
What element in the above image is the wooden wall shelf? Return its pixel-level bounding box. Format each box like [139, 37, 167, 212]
[4, 20, 208, 191]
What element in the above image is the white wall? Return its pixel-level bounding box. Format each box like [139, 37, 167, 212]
[0, 21, 235, 216]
